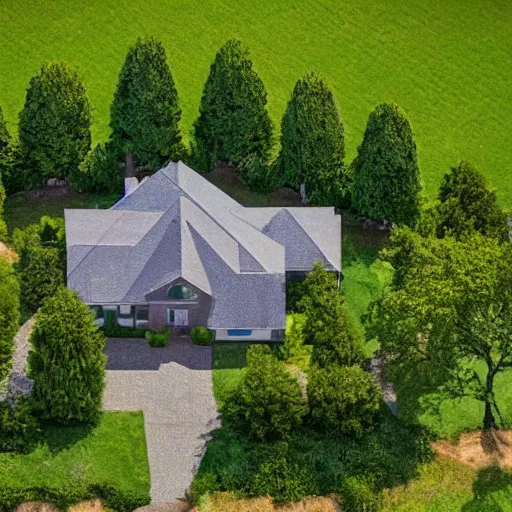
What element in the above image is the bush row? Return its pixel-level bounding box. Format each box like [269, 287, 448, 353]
[0, 482, 150, 512]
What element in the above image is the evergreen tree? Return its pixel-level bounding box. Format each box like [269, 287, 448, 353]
[0, 106, 10, 155]
[436, 161, 506, 240]
[110, 37, 184, 175]
[279, 73, 346, 205]
[192, 40, 273, 172]
[18, 63, 91, 186]
[224, 345, 307, 441]
[29, 287, 106, 424]
[0, 259, 20, 382]
[351, 103, 422, 226]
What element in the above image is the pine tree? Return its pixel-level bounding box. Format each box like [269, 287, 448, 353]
[280, 73, 346, 205]
[18, 63, 91, 186]
[110, 37, 184, 175]
[436, 161, 506, 240]
[351, 103, 422, 226]
[0, 259, 20, 382]
[0, 106, 10, 155]
[29, 287, 106, 424]
[192, 40, 273, 172]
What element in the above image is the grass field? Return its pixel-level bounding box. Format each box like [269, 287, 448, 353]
[0, 412, 150, 495]
[0, 0, 511, 206]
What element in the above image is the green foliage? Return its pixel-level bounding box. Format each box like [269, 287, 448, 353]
[18, 62, 91, 186]
[299, 262, 364, 366]
[224, 345, 307, 441]
[286, 279, 306, 313]
[279, 72, 346, 205]
[281, 313, 308, 360]
[110, 37, 184, 170]
[251, 444, 318, 504]
[0, 397, 39, 453]
[191, 40, 273, 172]
[340, 476, 381, 512]
[436, 160, 506, 240]
[237, 155, 283, 194]
[0, 105, 9, 154]
[191, 325, 212, 345]
[69, 142, 124, 194]
[145, 328, 169, 347]
[351, 103, 422, 226]
[369, 233, 512, 430]
[102, 310, 145, 338]
[14, 226, 64, 315]
[307, 365, 382, 438]
[29, 287, 106, 424]
[0, 259, 20, 381]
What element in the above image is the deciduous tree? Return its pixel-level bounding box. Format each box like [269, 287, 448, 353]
[279, 73, 346, 205]
[18, 63, 91, 186]
[369, 233, 512, 431]
[351, 103, 422, 226]
[29, 287, 106, 424]
[191, 40, 273, 172]
[110, 37, 184, 175]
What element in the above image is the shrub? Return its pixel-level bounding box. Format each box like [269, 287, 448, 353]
[286, 279, 305, 313]
[0, 397, 39, 453]
[339, 476, 381, 512]
[191, 325, 212, 346]
[29, 287, 106, 424]
[224, 345, 307, 441]
[281, 313, 308, 360]
[237, 155, 283, 194]
[145, 329, 169, 348]
[0, 259, 20, 382]
[252, 444, 318, 504]
[102, 310, 145, 338]
[307, 365, 382, 438]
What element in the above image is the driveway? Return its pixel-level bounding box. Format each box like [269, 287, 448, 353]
[103, 337, 219, 503]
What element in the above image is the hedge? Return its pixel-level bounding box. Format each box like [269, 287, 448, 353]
[0, 481, 150, 511]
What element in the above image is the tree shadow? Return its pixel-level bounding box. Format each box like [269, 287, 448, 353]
[481, 429, 511, 456]
[37, 419, 95, 455]
[213, 342, 249, 370]
[462, 464, 512, 512]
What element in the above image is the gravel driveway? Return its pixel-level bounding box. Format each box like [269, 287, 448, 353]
[103, 337, 219, 503]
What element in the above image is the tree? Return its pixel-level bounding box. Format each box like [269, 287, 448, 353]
[18, 62, 91, 186]
[0, 105, 10, 155]
[224, 345, 307, 441]
[110, 37, 184, 176]
[29, 287, 106, 424]
[191, 40, 273, 172]
[351, 103, 422, 226]
[368, 233, 512, 431]
[436, 161, 506, 240]
[0, 259, 20, 382]
[307, 365, 381, 438]
[13, 221, 65, 315]
[279, 73, 346, 205]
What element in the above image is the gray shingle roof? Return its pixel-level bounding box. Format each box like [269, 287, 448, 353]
[65, 161, 341, 329]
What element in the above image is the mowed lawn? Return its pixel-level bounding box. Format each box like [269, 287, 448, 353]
[0, 0, 511, 206]
[0, 412, 150, 495]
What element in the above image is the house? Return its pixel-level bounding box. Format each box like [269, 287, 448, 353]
[65, 162, 341, 341]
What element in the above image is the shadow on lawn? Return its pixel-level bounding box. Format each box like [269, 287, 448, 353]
[462, 464, 512, 511]
[38, 421, 95, 455]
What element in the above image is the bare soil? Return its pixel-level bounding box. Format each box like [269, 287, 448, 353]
[0, 241, 18, 262]
[434, 429, 512, 469]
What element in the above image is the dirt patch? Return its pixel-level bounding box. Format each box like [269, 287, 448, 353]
[0, 241, 18, 263]
[26, 184, 70, 201]
[16, 503, 59, 512]
[434, 430, 512, 469]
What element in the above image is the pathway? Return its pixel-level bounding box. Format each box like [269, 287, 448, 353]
[103, 337, 219, 504]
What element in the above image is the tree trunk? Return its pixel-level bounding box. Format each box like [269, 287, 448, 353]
[483, 367, 497, 431]
[300, 182, 307, 204]
[483, 399, 496, 431]
[125, 152, 135, 178]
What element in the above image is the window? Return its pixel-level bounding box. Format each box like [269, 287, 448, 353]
[90, 305, 103, 320]
[167, 284, 198, 301]
[136, 307, 149, 321]
[118, 305, 133, 317]
[167, 309, 175, 324]
[227, 329, 252, 336]
[167, 309, 189, 326]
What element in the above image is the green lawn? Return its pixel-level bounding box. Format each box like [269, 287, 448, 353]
[0, 0, 511, 207]
[0, 412, 150, 495]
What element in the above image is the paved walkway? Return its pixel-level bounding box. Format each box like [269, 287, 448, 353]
[103, 337, 219, 503]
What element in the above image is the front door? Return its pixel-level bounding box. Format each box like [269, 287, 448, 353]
[168, 309, 189, 326]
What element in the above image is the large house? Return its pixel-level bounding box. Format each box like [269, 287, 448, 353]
[65, 162, 341, 341]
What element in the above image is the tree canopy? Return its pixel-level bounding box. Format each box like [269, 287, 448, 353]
[0, 259, 20, 382]
[18, 62, 91, 186]
[29, 287, 106, 424]
[110, 37, 184, 174]
[351, 103, 422, 226]
[369, 232, 512, 431]
[192, 40, 273, 172]
[0, 105, 10, 155]
[436, 161, 506, 240]
[279, 73, 346, 205]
